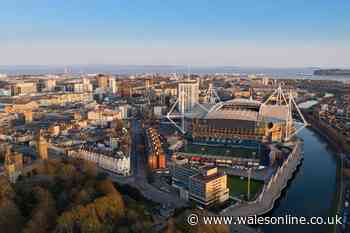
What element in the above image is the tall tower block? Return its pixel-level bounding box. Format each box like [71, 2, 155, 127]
[178, 80, 199, 113]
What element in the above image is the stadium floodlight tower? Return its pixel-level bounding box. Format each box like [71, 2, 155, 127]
[261, 84, 309, 141]
[166, 75, 222, 134]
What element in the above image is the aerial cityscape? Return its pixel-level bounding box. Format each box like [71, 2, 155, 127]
[1, 1, 350, 233]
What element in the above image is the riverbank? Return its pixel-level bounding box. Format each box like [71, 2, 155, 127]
[302, 110, 350, 154]
[308, 125, 344, 233]
[220, 140, 303, 217]
[261, 128, 338, 233]
[301, 111, 347, 233]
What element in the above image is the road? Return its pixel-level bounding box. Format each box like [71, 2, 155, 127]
[109, 118, 186, 208]
[130, 118, 147, 180]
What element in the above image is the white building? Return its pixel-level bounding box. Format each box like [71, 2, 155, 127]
[11, 82, 37, 96]
[178, 80, 199, 113]
[108, 77, 118, 94]
[82, 77, 93, 92]
[321, 104, 329, 111]
[0, 89, 11, 96]
[74, 83, 84, 93]
[87, 108, 122, 126]
[262, 77, 270, 86]
[172, 165, 229, 206]
[154, 105, 166, 117]
[117, 105, 129, 119]
[68, 145, 130, 176]
[109, 137, 119, 150]
[45, 79, 57, 92]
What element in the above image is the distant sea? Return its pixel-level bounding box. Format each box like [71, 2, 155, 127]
[0, 65, 349, 81]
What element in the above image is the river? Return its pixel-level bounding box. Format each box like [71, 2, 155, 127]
[261, 128, 339, 233]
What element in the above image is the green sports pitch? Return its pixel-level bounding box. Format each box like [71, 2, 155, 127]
[227, 175, 264, 201]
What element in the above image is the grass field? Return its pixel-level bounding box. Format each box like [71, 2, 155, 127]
[182, 144, 258, 158]
[227, 175, 264, 200]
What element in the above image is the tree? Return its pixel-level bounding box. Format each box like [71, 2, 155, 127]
[57, 164, 77, 181]
[78, 204, 104, 233]
[0, 177, 15, 201]
[56, 211, 75, 233]
[0, 199, 23, 233]
[45, 159, 61, 176]
[97, 179, 117, 195]
[23, 187, 57, 233]
[83, 160, 98, 178]
[171, 210, 229, 233]
[94, 194, 125, 220]
[75, 189, 93, 206]
[164, 218, 183, 233]
[57, 191, 125, 233]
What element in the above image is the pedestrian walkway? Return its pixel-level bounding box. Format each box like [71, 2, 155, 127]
[221, 141, 303, 217]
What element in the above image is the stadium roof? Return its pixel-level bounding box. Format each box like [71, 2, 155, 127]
[223, 98, 261, 107]
[259, 105, 289, 121]
[185, 98, 289, 123]
[206, 109, 259, 121]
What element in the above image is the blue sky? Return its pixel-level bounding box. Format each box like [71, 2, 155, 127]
[1, 0, 350, 67]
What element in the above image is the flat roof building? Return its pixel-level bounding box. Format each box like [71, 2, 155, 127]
[172, 164, 229, 206]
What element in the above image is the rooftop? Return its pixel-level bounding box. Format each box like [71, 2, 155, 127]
[206, 109, 259, 121]
[191, 170, 225, 182]
[187, 98, 289, 123]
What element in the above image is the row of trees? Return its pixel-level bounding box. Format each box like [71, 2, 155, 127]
[0, 158, 229, 233]
[0, 159, 152, 233]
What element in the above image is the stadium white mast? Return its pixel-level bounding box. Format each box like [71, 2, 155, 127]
[206, 83, 221, 104]
[287, 90, 309, 140]
[262, 84, 308, 141]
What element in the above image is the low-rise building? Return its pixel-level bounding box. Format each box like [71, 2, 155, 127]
[4, 100, 39, 113]
[68, 144, 130, 176]
[145, 127, 166, 170]
[87, 108, 122, 127]
[38, 93, 93, 106]
[11, 82, 37, 96]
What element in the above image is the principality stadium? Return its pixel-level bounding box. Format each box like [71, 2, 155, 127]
[169, 85, 307, 167]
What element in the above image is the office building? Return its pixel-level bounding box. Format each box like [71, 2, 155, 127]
[97, 75, 109, 91]
[172, 165, 229, 206]
[178, 80, 199, 113]
[82, 77, 93, 92]
[108, 77, 118, 94]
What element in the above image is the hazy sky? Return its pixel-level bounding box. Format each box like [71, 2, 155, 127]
[1, 0, 350, 67]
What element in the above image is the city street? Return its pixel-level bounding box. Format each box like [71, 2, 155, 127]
[109, 118, 186, 208]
